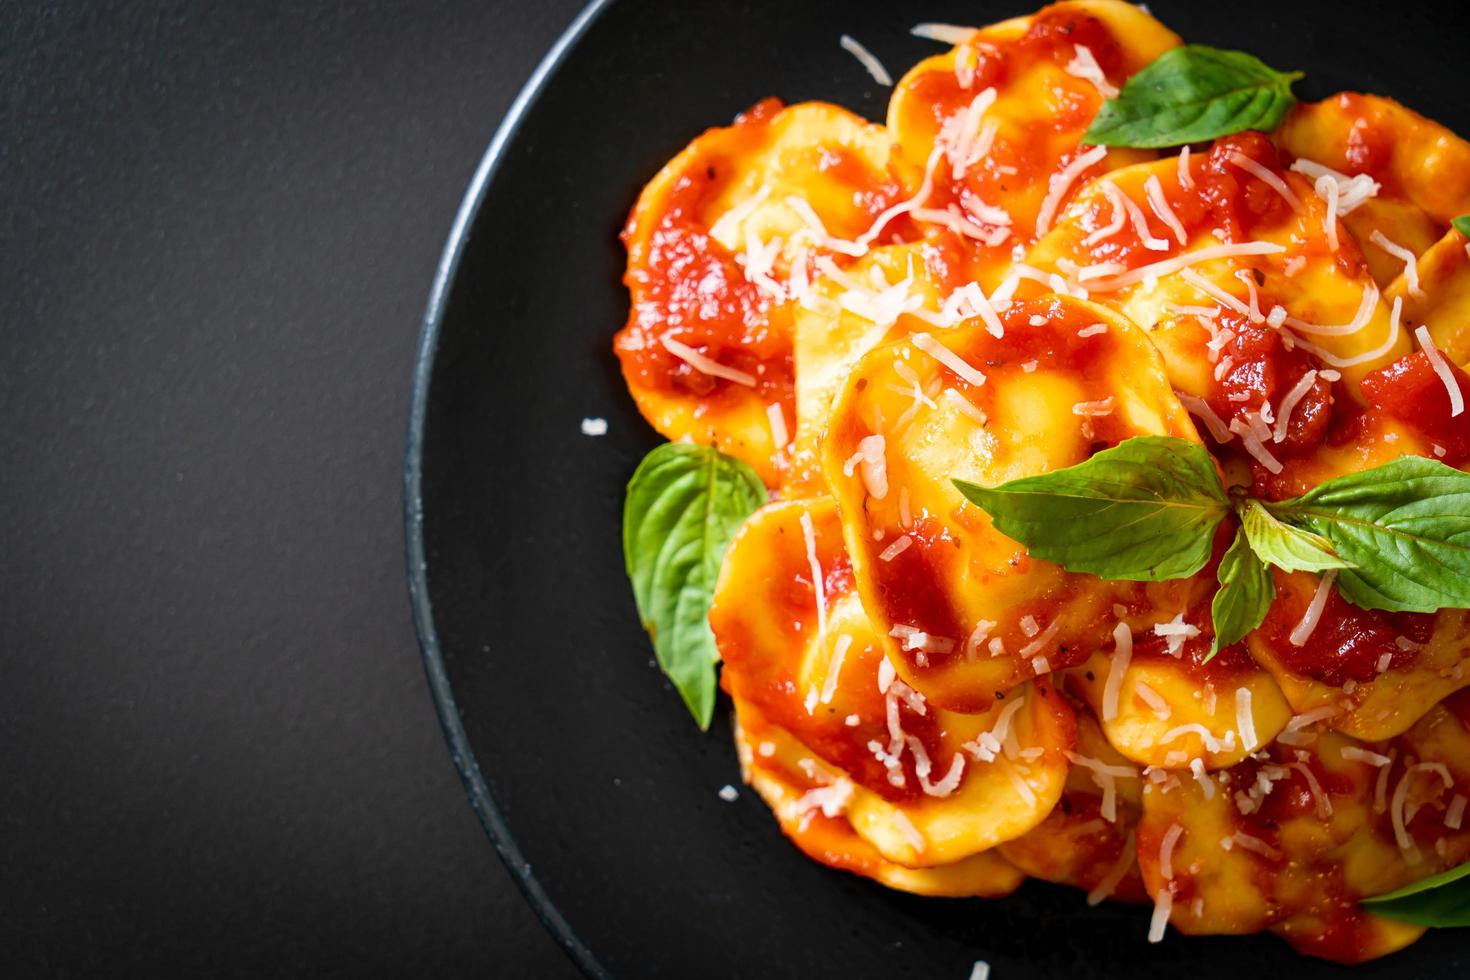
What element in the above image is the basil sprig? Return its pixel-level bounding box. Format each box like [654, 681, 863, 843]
[953, 436, 1228, 581]
[623, 442, 767, 728]
[953, 437, 1470, 654]
[1364, 859, 1470, 927]
[1453, 215, 1470, 239]
[1211, 526, 1274, 652]
[1084, 45, 1303, 148]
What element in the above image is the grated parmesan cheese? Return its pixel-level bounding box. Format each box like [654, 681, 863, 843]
[1083, 241, 1285, 292]
[1176, 392, 1231, 443]
[1272, 370, 1318, 443]
[1088, 831, 1136, 905]
[839, 34, 892, 86]
[661, 335, 757, 386]
[1064, 44, 1118, 97]
[879, 535, 913, 562]
[1135, 681, 1172, 720]
[913, 332, 988, 386]
[820, 634, 853, 705]
[1145, 175, 1188, 245]
[856, 434, 889, 499]
[910, 22, 976, 44]
[1370, 230, 1425, 298]
[580, 417, 608, 436]
[1447, 794, 1467, 830]
[1102, 622, 1132, 722]
[1228, 152, 1302, 211]
[1036, 146, 1109, 237]
[1159, 823, 1184, 880]
[1416, 325, 1465, 417]
[1148, 888, 1173, 943]
[1289, 570, 1337, 646]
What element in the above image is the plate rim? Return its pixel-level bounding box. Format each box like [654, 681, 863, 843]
[401, 1, 613, 976]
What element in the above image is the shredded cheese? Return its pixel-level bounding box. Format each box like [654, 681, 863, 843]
[1104, 180, 1169, 252]
[943, 387, 988, 426]
[799, 512, 828, 651]
[1135, 681, 1172, 720]
[1149, 888, 1173, 944]
[1229, 417, 1283, 474]
[1291, 158, 1379, 213]
[1145, 175, 1188, 245]
[1087, 831, 1136, 905]
[1227, 152, 1302, 211]
[839, 34, 892, 86]
[819, 634, 852, 705]
[1447, 794, 1467, 830]
[1159, 823, 1184, 880]
[912, 332, 988, 386]
[856, 434, 889, 499]
[1370, 230, 1425, 298]
[1272, 370, 1317, 443]
[1287, 292, 1403, 369]
[661, 336, 756, 386]
[1064, 44, 1118, 97]
[879, 535, 913, 562]
[910, 22, 976, 44]
[1176, 392, 1232, 443]
[1416, 325, 1466, 417]
[1036, 145, 1109, 237]
[1102, 622, 1132, 722]
[1289, 570, 1337, 646]
[1083, 241, 1285, 292]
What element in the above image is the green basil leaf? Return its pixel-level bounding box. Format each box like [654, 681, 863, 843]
[1084, 44, 1303, 149]
[1270, 456, 1470, 612]
[1209, 525, 1275, 658]
[953, 436, 1229, 580]
[1453, 215, 1470, 239]
[1363, 858, 1470, 927]
[623, 442, 767, 729]
[1238, 497, 1354, 573]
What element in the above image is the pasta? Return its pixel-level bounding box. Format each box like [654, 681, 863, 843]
[615, 0, 1470, 962]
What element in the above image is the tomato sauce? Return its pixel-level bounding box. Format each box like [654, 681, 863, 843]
[1257, 571, 1435, 685]
[1361, 351, 1470, 464]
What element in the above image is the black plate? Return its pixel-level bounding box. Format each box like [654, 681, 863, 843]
[405, 1, 1469, 975]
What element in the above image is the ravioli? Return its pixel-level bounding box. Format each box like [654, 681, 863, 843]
[821, 295, 1199, 712]
[613, 1, 1470, 963]
[711, 497, 1074, 867]
[615, 100, 902, 485]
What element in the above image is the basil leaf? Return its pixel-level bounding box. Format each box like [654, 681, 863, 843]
[1084, 45, 1303, 149]
[623, 442, 767, 729]
[1453, 215, 1470, 239]
[1238, 497, 1354, 573]
[1271, 456, 1470, 612]
[1363, 859, 1470, 927]
[953, 436, 1229, 580]
[1209, 525, 1275, 657]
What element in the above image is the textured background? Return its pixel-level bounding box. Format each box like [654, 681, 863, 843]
[1, 1, 584, 975]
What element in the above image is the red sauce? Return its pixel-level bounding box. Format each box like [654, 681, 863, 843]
[1209, 312, 1335, 457]
[1361, 351, 1470, 464]
[1021, 6, 1129, 76]
[1194, 132, 1297, 241]
[870, 516, 970, 668]
[1257, 572, 1435, 685]
[615, 162, 793, 403]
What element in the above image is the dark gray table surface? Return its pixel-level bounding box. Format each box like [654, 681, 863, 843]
[2, 2, 585, 975]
